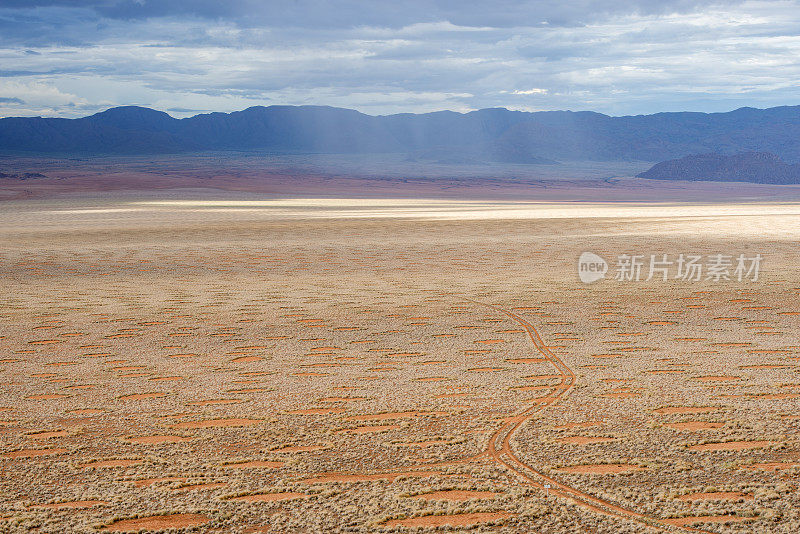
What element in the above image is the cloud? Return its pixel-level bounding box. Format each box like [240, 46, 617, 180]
[0, 0, 798, 117]
[511, 89, 549, 95]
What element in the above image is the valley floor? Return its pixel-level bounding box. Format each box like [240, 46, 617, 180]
[1, 196, 799, 533]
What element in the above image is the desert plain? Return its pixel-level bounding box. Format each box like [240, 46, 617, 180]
[2, 181, 800, 533]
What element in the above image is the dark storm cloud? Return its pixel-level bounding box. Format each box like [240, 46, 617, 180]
[0, 0, 798, 118]
[1, 1, 744, 32]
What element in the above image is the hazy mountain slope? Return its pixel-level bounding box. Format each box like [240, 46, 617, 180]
[637, 151, 800, 184]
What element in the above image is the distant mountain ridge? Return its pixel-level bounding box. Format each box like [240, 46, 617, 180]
[0, 171, 46, 180]
[3, 104, 800, 163]
[637, 151, 800, 184]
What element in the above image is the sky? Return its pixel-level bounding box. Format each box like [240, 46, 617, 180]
[1, 0, 799, 118]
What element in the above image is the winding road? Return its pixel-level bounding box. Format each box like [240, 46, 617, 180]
[340, 297, 714, 532]
[466, 300, 712, 533]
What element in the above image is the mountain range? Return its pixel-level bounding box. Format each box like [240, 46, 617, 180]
[2, 104, 800, 163]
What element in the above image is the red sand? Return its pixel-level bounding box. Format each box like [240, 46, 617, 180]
[2, 448, 67, 459]
[124, 435, 193, 444]
[171, 418, 260, 429]
[383, 511, 515, 528]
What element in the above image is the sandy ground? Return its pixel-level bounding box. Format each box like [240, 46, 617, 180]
[2, 195, 800, 533]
